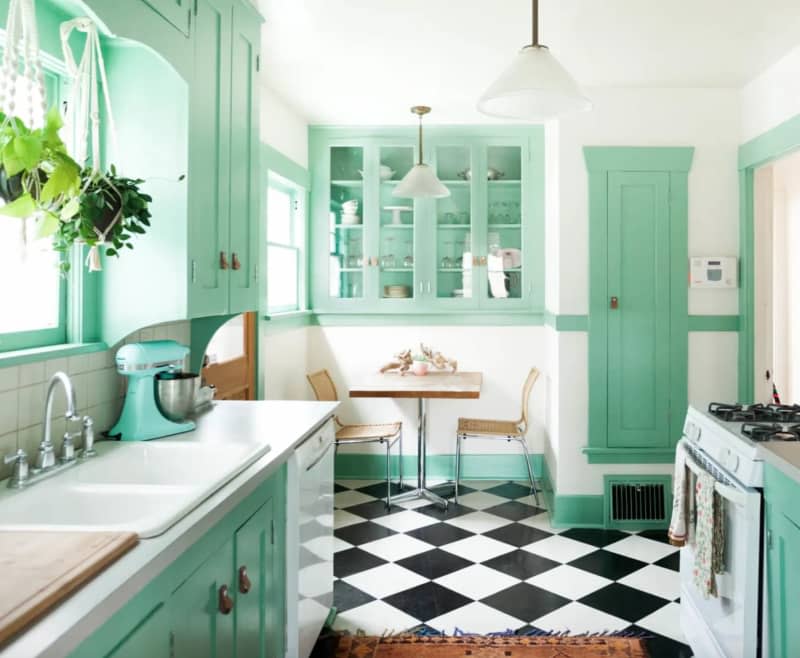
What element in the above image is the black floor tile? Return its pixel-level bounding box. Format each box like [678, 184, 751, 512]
[415, 502, 476, 521]
[383, 582, 472, 621]
[579, 583, 670, 622]
[637, 529, 672, 544]
[559, 528, 629, 547]
[482, 582, 569, 622]
[406, 522, 474, 547]
[654, 551, 680, 572]
[396, 548, 474, 580]
[334, 483, 348, 493]
[484, 501, 545, 522]
[334, 521, 397, 545]
[333, 579, 375, 612]
[482, 549, 559, 580]
[483, 482, 536, 500]
[483, 523, 552, 547]
[626, 625, 694, 658]
[355, 481, 415, 498]
[568, 549, 648, 580]
[333, 547, 387, 578]
[432, 483, 476, 499]
[514, 625, 550, 636]
[343, 500, 403, 519]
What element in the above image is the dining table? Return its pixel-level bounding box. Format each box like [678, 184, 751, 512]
[349, 371, 482, 508]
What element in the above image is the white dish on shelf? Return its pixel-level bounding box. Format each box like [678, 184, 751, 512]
[383, 205, 413, 225]
[342, 213, 362, 225]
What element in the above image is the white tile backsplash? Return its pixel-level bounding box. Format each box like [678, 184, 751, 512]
[0, 320, 191, 479]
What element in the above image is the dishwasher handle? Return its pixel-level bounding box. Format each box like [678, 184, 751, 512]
[305, 440, 334, 472]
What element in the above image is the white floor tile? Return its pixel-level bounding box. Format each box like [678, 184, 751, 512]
[604, 535, 678, 563]
[440, 534, 515, 562]
[335, 490, 376, 509]
[427, 602, 526, 635]
[516, 494, 546, 508]
[531, 601, 629, 634]
[526, 565, 612, 600]
[444, 511, 512, 534]
[636, 602, 686, 643]
[333, 600, 421, 635]
[360, 534, 434, 562]
[334, 509, 365, 529]
[434, 564, 521, 600]
[618, 564, 681, 601]
[332, 536, 353, 553]
[461, 480, 508, 490]
[518, 512, 564, 533]
[395, 497, 431, 510]
[454, 490, 509, 510]
[371, 510, 438, 533]
[522, 535, 597, 563]
[342, 563, 428, 599]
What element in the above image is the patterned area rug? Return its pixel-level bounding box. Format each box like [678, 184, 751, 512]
[332, 634, 649, 658]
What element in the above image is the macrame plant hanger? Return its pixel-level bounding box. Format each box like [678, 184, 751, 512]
[60, 17, 119, 271]
[0, 0, 48, 251]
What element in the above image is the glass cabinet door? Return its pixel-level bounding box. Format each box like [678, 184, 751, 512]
[434, 145, 474, 302]
[484, 145, 524, 304]
[328, 147, 365, 300]
[378, 146, 416, 302]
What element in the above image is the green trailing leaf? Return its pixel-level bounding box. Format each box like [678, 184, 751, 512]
[13, 135, 42, 171]
[2, 141, 25, 176]
[40, 158, 80, 204]
[0, 193, 36, 217]
[36, 211, 60, 238]
[60, 196, 80, 220]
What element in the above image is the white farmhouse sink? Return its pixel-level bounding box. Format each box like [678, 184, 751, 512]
[0, 438, 270, 538]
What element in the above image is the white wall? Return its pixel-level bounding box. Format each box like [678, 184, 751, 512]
[741, 44, 800, 143]
[260, 84, 309, 168]
[260, 326, 310, 401]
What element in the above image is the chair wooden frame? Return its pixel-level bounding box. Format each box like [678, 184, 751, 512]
[306, 369, 403, 506]
[454, 367, 540, 505]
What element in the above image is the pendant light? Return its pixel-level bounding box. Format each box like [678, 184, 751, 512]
[393, 106, 450, 199]
[477, 0, 591, 121]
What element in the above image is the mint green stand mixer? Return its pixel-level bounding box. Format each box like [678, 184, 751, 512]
[110, 340, 197, 441]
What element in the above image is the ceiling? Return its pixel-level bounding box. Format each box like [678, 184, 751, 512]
[258, 0, 800, 125]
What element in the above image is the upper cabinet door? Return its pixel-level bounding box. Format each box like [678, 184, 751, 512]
[143, 0, 192, 36]
[227, 2, 261, 314]
[188, 0, 233, 318]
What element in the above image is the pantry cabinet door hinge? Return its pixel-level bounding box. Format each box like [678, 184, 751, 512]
[270, 519, 275, 545]
[256, 55, 260, 72]
[767, 529, 773, 550]
[254, 264, 259, 282]
[191, 260, 197, 283]
[193, 0, 198, 16]
[169, 630, 175, 658]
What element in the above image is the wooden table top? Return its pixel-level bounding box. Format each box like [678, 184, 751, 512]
[349, 371, 482, 399]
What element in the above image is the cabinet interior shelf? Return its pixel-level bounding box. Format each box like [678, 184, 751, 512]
[380, 224, 414, 229]
[333, 224, 364, 229]
[440, 180, 470, 186]
[337, 268, 363, 273]
[488, 179, 522, 186]
[488, 223, 522, 229]
[331, 180, 363, 187]
[438, 268, 465, 273]
[381, 268, 413, 273]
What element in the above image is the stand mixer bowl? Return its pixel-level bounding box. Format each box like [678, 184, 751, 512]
[156, 372, 200, 422]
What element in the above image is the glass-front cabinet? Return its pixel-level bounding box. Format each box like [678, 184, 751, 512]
[310, 127, 543, 314]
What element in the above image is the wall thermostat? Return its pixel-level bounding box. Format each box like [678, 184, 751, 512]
[690, 257, 737, 288]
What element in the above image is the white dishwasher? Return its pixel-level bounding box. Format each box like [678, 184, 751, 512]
[286, 420, 335, 658]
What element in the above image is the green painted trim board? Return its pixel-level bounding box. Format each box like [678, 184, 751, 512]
[540, 456, 605, 528]
[0, 342, 108, 368]
[739, 113, 800, 170]
[584, 146, 695, 173]
[688, 315, 740, 332]
[262, 143, 310, 189]
[262, 311, 315, 333]
[314, 313, 546, 327]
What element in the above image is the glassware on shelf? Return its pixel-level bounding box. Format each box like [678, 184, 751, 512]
[444, 212, 456, 224]
[454, 240, 465, 268]
[381, 237, 396, 269]
[403, 240, 414, 268]
[346, 238, 363, 268]
[441, 241, 454, 269]
[458, 211, 470, 225]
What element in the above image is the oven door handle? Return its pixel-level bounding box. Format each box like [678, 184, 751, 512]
[713, 481, 748, 507]
[305, 440, 334, 472]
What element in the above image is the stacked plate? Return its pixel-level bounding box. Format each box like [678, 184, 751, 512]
[384, 285, 411, 298]
[341, 200, 361, 225]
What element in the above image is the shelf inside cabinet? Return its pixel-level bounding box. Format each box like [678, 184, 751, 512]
[437, 224, 472, 230]
[331, 180, 364, 187]
[381, 268, 414, 273]
[488, 179, 521, 186]
[487, 224, 522, 229]
[380, 224, 413, 229]
[438, 268, 465, 273]
[333, 224, 364, 230]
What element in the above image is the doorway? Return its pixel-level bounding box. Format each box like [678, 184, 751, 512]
[202, 312, 257, 400]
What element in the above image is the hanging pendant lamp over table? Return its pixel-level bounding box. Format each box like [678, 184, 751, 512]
[477, 0, 591, 121]
[392, 106, 450, 199]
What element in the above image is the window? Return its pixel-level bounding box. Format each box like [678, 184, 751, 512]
[267, 175, 306, 314]
[0, 49, 68, 352]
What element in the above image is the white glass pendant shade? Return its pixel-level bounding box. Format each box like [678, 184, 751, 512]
[478, 45, 591, 121]
[393, 163, 450, 199]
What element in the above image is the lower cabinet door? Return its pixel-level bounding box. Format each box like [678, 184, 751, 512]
[234, 498, 275, 658]
[171, 538, 236, 658]
[106, 604, 170, 658]
[767, 509, 800, 658]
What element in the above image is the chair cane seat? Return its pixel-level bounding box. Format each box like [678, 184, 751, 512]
[457, 417, 523, 437]
[336, 422, 402, 442]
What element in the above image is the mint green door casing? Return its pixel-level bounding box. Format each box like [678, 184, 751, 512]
[737, 113, 800, 403]
[585, 147, 693, 464]
[142, 0, 191, 35]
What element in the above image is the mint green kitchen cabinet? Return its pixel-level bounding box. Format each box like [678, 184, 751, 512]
[309, 127, 544, 316]
[105, 604, 171, 658]
[764, 463, 800, 658]
[142, 0, 191, 35]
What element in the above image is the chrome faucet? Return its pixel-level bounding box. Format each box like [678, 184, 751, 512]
[39, 372, 80, 470]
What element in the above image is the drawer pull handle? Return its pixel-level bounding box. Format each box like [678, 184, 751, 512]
[219, 251, 229, 270]
[231, 252, 242, 271]
[218, 584, 234, 614]
[238, 566, 251, 594]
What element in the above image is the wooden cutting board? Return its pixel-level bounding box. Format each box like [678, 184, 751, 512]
[0, 531, 138, 646]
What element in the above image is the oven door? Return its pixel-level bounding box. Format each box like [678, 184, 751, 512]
[680, 460, 762, 658]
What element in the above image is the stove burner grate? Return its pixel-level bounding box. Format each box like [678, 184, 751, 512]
[741, 422, 800, 442]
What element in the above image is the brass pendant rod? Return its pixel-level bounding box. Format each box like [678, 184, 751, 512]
[418, 115, 423, 165]
[532, 0, 539, 46]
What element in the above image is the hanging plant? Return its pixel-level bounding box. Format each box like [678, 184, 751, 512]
[49, 165, 152, 273]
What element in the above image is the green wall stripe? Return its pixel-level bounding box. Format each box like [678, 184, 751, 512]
[584, 146, 695, 173]
[314, 313, 546, 327]
[541, 455, 604, 527]
[335, 452, 544, 482]
[688, 315, 740, 332]
[262, 311, 314, 333]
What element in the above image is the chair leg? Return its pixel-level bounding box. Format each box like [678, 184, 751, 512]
[517, 438, 540, 506]
[398, 427, 403, 489]
[385, 440, 392, 508]
[454, 433, 462, 504]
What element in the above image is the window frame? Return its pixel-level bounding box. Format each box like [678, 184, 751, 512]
[266, 174, 307, 315]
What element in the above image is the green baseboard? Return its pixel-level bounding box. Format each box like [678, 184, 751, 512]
[335, 452, 544, 482]
[541, 457, 605, 528]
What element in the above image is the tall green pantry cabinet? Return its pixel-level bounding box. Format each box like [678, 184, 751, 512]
[309, 127, 545, 316]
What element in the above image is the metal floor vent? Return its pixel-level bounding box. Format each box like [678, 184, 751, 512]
[604, 476, 671, 528]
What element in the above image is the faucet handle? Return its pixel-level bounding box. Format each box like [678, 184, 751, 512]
[81, 416, 96, 458]
[4, 449, 29, 488]
[60, 432, 77, 464]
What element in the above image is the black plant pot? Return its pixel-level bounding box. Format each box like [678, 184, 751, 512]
[92, 190, 123, 235]
[0, 167, 25, 203]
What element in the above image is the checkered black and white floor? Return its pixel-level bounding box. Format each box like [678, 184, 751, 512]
[331, 479, 692, 658]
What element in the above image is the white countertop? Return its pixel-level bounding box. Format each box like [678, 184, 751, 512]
[0, 400, 338, 658]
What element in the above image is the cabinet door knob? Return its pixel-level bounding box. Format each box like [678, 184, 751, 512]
[231, 252, 242, 271]
[219, 251, 229, 270]
[218, 584, 234, 614]
[479, 256, 487, 266]
[238, 566, 251, 594]
[610, 296, 619, 309]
